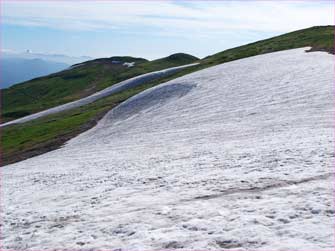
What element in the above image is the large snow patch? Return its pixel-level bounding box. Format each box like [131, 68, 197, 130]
[2, 48, 334, 250]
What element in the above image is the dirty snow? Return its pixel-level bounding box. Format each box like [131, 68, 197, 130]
[2, 48, 334, 250]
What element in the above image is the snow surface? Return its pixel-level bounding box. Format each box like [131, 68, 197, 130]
[0, 63, 197, 127]
[123, 62, 135, 68]
[2, 48, 334, 250]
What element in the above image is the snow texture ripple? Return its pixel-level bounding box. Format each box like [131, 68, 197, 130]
[2, 48, 334, 250]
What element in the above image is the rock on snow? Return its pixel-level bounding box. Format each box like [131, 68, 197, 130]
[2, 48, 334, 250]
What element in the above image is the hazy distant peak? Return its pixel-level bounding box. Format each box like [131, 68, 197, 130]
[1, 49, 92, 65]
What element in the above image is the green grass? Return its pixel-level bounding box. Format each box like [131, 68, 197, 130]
[1, 79, 163, 165]
[2, 53, 199, 122]
[202, 25, 334, 66]
[2, 26, 334, 165]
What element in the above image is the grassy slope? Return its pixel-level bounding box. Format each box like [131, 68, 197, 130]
[2, 53, 198, 122]
[2, 26, 333, 165]
[202, 25, 334, 66]
[2, 80, 162, 165]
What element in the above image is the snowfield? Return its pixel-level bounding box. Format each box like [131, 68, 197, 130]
[2, 48, 334, 250]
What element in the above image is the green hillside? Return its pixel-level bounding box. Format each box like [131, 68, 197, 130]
[2, 53, 199, 122]
[2, 26, 333, 165]
[202, 25, 334, 66]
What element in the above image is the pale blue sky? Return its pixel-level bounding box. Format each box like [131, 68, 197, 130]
[1, 1, 333, 60]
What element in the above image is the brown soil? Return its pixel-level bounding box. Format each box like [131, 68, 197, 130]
[306, 46, 334, 54]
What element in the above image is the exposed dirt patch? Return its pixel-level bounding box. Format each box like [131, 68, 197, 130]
[306, 46, 334, 54]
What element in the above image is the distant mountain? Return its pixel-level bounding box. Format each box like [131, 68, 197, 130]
[1, 50, 92, 65]
[0, 50, 93, 88]
[0, 58, 69, 88]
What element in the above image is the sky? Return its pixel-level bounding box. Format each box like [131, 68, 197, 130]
[1, 0, 334, 60]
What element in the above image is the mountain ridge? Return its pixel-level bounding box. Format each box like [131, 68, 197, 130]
[2, 53, 199, 122]
[1, 25, 333, 165]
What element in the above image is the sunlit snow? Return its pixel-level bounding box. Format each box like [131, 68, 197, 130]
[2, 48, 334, 250]
[123, 62, 135, 68]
